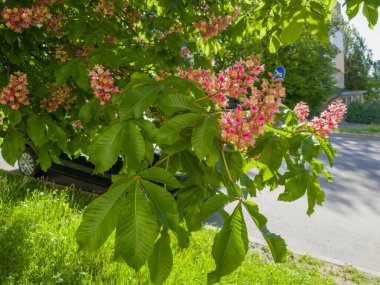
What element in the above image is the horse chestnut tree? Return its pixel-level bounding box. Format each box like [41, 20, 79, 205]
[0, 0, 360, 284]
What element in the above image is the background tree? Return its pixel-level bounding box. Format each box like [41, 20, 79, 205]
[344, 25, 380, 99]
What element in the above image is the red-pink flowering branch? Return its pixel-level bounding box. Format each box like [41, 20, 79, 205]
[178, 55, 286, 151]
[0, 72, 30, 110]
[294, 100, 347, 138]
[40, 84, 76, 112]
[1, 5, 59, 32]
[193, 6, 240, 40]
[294, 101, 310, 123]
[89, 65, 122, 105]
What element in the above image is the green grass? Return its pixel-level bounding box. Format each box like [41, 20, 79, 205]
[1, 171, 379, 285]
[336, 126, 380, 135]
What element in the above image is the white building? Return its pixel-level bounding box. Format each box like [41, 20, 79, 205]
[330, 2, 366, 105]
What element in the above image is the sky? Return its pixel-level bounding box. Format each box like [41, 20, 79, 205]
[340, 2, 380, 61]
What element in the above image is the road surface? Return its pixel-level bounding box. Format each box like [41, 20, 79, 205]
[1, 136, 380, 274]
[227, 136, 380, 275]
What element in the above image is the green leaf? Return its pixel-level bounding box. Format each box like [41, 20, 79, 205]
[55, 61, 75, 85]
[46, 122, 67, 150]
[27, 115, 46, 146]
[1, 131, 25, 166]
[231, 16, 246, 44]
[174, 226, 190, 249]
[76, 177, 133, 251]
[315, 135, 336, 166]
[141, 180, 179, 231]
[148, 229, 173, 285]
[306, 179, 325, 216]
[157, 113, 201, 145]
[207, 204, 248, 284]
[244, 200, 287, 263]
[191, 117, 219, 160]
[346, 0, 361, 20]
[37, 143, 52, 171]
[158, 93, 202, 116]
[192, 193, 233, 231]
[141, 167, 182, 189]
[67, 19, 87, 39]
[177, 186, 206, 230]
[269, 32, 282, 53]
[115, 182, 159, 271]
[280, 12, 305, 45]
[73, 60, 90, 90]
[89, 122, 124, 173]
[260, 136, 283, 171]
[278, 172, 308, 202]
[119, 84, 160, 119]
[8, 110, 21, 126]
[79, 98, 101, 123]
[121, 122, 145, 172]
[363, 2, 379, 29]
[216, 148, 244, 181]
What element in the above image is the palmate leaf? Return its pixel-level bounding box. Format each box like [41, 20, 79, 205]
[119, 84, 160, 119]
[76, 177, 134, 251]
[157, 113, 201, 145]
[89, 121, 124, 173]
[121, 121, 145, 172]
[148, 229, 173, 285]
[141, 180, 179, 231]
[191, 116, 219, 160]
[115, 182, 159, 271]
[141, 167, 182, 188]
[207, 203, 249, 284]
[243, 200, 287, 263]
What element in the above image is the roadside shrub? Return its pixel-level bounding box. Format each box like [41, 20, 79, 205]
[345, 101, 380, 124]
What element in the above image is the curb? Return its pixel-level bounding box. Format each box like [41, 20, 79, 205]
[204, 225, 380, 278]
[331, 132, 380, 141]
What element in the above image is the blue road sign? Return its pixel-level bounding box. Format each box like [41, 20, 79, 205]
[275, 66, 285, 79]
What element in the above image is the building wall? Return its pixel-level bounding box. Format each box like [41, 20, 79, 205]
[331, 2, 345, 89]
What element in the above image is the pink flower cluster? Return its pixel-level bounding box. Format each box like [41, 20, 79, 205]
[308, 101, 347, 138]
[89, 65, 121, 105]
[72, 120, 83, 129]
[40, 84, 76, 113]
[179, 47, 191, 58]
[104, 34, 117, 44]
[294, 100, 347, 138]
[95, 0, 115, 16]
[1, 5, 53, 32]
[0, 72, 30, 110]
[178, 56, 285, 150]
[294, 101, 310, 123]
[158, 23, 184, 40]
[193, 6, 239, 40]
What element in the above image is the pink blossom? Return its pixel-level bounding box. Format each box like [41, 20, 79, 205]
[294, 101, 310, 123]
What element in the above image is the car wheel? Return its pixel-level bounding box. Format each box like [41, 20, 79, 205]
[18, 147, 43, 177]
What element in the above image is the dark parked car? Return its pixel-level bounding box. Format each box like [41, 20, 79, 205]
[17, 145, 186, 192]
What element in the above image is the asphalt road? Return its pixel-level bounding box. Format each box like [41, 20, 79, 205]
[227, 136, 380, 275]
[1, 135, 380, 274]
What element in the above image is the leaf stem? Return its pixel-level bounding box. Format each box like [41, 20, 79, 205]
[153, 154, 171, 167]
[221, 147, 233, 181]
[195, 95, 210, 102]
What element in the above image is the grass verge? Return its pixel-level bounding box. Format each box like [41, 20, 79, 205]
[336, 126, 380, 135]
[0, 170, 379, 284]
